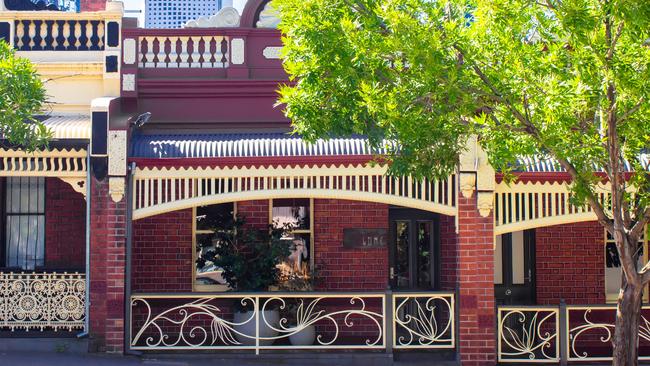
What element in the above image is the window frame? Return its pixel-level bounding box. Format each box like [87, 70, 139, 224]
[604, 227, 648, 303]
[268, 198, 315, 273]
[2, 177, 47, 271]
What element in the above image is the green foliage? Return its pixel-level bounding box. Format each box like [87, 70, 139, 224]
[196, 214, 292, 292]
[0, 40, 50, 151]
[275, 0, 650, 219]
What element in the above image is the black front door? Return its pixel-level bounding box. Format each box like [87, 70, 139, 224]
[389, 208, 439, 290]
[494, 230, 536, 305]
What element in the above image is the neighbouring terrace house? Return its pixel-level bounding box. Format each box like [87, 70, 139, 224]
[0, 0, 122, 349]
[1, 0, 649, 364]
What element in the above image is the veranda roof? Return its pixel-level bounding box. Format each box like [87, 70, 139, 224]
[130, 133, 648, 172]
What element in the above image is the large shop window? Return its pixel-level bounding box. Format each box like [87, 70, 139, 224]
[271, 198, 314, 287]
[605, 228, 648, 302]
[3, 177, 45, 270]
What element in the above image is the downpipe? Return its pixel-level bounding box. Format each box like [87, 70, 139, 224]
[124, 162, 142, 356]
[77, 145, 91, 339]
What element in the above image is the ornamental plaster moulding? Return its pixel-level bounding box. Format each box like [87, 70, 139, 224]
[459, 172, 476, 199]
[256, 1, 280, 28]
[477, 191, 494, 218]
[184, 7, 240, 28]
[109, 177, 125, 202]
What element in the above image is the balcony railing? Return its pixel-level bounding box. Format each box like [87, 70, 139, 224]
[129, 291, 455, 353]
[497, 303, 650, 363]
[0, 272, 86, 331]
[138, 34, 230, 69]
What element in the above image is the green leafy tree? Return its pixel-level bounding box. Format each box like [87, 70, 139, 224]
[274, 0, 650, 363]
[0, 40, 50, 151]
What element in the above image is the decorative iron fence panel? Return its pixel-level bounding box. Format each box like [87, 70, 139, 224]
[130, 291, 456, 353]
[0, 272, 85, 331]
[392, 292, 455, 349]
[567, 305, 650, 362]
[497, 306, 560, 363]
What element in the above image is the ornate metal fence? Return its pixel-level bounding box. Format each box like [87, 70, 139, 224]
[129, 291, 456, 353]
[497, 306, 560, 363]
[498, 303, 650, 363]
[0, 272, 85, 331]
[392, 292, 455, 349]
[567, 305, 650, 362]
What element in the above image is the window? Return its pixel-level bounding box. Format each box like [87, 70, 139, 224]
[3, 177, 45, 270]
[605, 229, 648, 302]
[271, 198, 313, 283]
[193, 203, 234, 292]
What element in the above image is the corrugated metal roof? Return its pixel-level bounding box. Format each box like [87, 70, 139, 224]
[131, 133, 386, 159]
[131, 133, 648, 173]
[42, 115, 91, 140]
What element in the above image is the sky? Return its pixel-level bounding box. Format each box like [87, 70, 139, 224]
[120, 0, 249, 28]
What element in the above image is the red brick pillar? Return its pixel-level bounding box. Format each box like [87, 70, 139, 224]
[456, 193, 496, 365]
[89, 177, 126, 352]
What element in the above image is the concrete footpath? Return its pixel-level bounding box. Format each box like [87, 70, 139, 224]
[0, 351, 447, 366]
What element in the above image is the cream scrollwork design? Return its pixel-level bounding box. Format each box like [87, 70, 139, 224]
[567, 306, 650, 361]
[130, 293, 386, 351]
[393, 293, 455, 349]
[497, 307, 559, 362]
[0, 272, 85, 331]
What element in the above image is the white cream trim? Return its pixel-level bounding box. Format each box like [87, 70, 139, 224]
[0, 148, 87, 178]
[132, 165, 457, 220]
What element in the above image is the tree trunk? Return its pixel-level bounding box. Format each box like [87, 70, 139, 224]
[612, 282, 643, 366]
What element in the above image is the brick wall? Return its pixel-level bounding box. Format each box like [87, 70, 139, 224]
[535, 221, 605, 305]
[44, 177, 86, 270]
[89, 177, 126, 353]
[313, 199, 388, 291]
[132, 209, 193, 293]
[439, 214, 457, 291]
[456, 194, 495, 366]
[236, 200, 269, 230]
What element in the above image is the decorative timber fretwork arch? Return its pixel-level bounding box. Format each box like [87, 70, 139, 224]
[0, 148, 87, 197]
[132, 164, 457, 220]
[494, 180, 612, 235]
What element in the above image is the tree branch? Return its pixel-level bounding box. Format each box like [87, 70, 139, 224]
[617, 98, 645, 124]
[630, 208, 650, 243]
[606, 21, 624, 61]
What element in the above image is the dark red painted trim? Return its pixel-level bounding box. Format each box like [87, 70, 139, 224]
[496, 171, 636, 184]
[130, 155, 381, 168]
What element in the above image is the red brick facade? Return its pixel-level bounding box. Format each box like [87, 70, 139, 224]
[89, 177, 126, 353]
[313, 199, 389, 291]
[44, 178, 86, 270]
[535, 221, 605, 305]
[132, 209, 193, 293]
[456, 194, 496, 366]
[439, 214, 458, 291]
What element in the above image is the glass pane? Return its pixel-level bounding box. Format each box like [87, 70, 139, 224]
[272, 198, 310, 230]
[494, 235, 503, 284]
[416, 221, 432, 288]
[277, 233, 312, 290]
[511, 231, 525, 285]
[195, 233, 226, 286]
[36, 215, 45, 268]
[395, 221, 410, 288]
[605, 235, 645, 300]
[6, 216, 18, 267]
[196, 203, 234, 231]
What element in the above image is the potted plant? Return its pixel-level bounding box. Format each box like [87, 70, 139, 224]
[196, 215, 292, 346]
[277, 270, 320, 345]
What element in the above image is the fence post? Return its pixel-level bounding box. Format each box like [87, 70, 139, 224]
[559, 299, 568, 366]
[255, 296, 260, 355]
[385, 289, 393, 356]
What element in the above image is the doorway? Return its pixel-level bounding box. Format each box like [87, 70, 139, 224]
[388, 208, 440, 290]
[494, 230, 536, 305]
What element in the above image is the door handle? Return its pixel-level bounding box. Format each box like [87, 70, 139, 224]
[390, 267, 395, 279]
[505, 289, 512, 296]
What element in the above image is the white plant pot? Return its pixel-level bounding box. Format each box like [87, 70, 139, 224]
[233, 310, 279, 346]
[289, 324, 316, 346]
